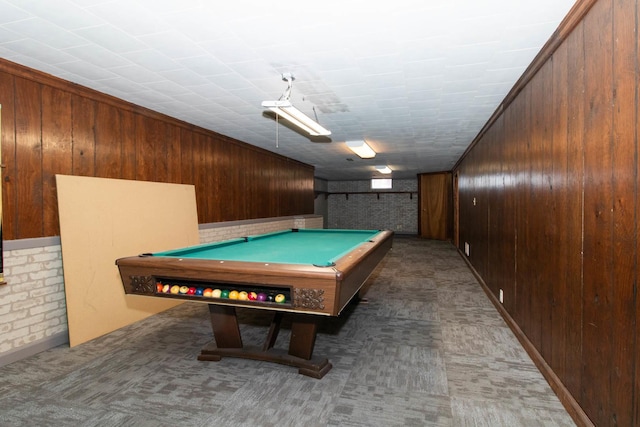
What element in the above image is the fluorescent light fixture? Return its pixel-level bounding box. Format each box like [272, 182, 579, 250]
[375, 165, 392, 174]
[346, 140, 376, 158]
[262, 73, 331, 137]
[261, 100, 331, 136]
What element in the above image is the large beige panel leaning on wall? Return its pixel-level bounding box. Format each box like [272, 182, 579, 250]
[56, 175, 200, 347]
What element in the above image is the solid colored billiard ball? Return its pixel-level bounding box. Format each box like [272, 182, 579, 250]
[162, 284, 171, 293]
[156, 283, 164, 293]
[220, 289, 230, 298]
[212, 289, 222, 298]
[275, 294, 286, 303]
[195, 288, 204, 296]
[203, 288, 213, 297]
[170, 285, 180, 294]
[266, 294, 274, 302]
[238, 291, 248, 300]
[229, 290, 239, 299]
[256, 293, 266, 301]
[187, 287, 196, 295]
[248, 292, 257, 301]
[179, 285, 189, 294]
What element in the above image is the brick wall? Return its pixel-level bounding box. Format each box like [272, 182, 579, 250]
[0, 215, 323, 366]
[199, 216, 322, 243]
[0, 242, 67, 357]
[326, 179, 418, 233]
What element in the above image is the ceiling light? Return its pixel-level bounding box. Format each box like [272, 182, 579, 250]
[261, 73, 331, 136]
[375, 165, 392, 174]
[261, 100, 331, 136]
[346, 140, 376, 159]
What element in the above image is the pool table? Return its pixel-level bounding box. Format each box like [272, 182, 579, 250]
[116, 228, 393, 378]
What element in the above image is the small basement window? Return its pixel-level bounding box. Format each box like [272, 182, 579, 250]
[371, 178, 392, 189]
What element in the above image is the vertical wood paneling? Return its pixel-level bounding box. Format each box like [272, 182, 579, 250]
[120, 110, 136, 180]
[581, 1, 614, 424]
[515, 84, 532, 331]
[166, 124, 181, 184]
[211, 137, 228, 220]
[71, 95, 96, 177]
[0, 61, 315, 241]
[539, 61, 555, 362]
[502, 102, 519, 316]
[549, 38, 571, 385]
[179, 128, 194, 187]
[562, 24, 586, 400]
[134, 115, 155, 181]
[154, 120, 169, 183]
[458, 0, 640, 426]
[203, 134, 216, 220]
[474, 141, 489, 279]
[526, 69, 549, 354]
[233, 142, 248, 219]
[485, 123, 499, 296]
[0, 72, 17, 240]
[636, 1, 640, 423]
[95, 103, 122, 179]
[192, 132, 207, 224]
[15, 78, 42, 239]
[42, 86, 72, 237]
[456, 0, 640, 424]
[610, 0, 637, 424]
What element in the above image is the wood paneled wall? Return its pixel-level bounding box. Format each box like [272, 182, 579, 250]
[454, 0, 637, 425]
[0, 60, 314, 240]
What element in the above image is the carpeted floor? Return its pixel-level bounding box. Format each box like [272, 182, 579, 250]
[0, 237, 575, 426]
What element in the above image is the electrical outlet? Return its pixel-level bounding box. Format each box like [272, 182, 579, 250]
[499, 289, 504, 303]
[464, 242, 470, 256]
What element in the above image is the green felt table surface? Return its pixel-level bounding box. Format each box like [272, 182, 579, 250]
[152, 229, 381, 267]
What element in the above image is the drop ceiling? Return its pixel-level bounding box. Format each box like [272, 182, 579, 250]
[0, 0, 576, 180]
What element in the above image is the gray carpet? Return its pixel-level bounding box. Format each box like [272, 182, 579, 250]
[0, 237, 575, 426]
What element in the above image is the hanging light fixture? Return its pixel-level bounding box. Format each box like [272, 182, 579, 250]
[262, 73, 331, 137]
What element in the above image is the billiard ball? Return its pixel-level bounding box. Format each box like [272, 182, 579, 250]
[266, 294, 274, 302]
[256, 293, 267, 301]
[248, 292, 257, 301]
[156, 283, 164, 293]
[275, 294, 286, 303]
[220, 289, 230, 298]
[195, 288, 204, 296]
[203, 288, 213, 297]
[170, 285, 180, 294]
[229, 290, 239, 299]
[212, 289, 222, 298]
[179, 285, 189, 294]
[187, 287, 196, 295]
[162, 284, 170, 293]
[238, 291, 248, 300]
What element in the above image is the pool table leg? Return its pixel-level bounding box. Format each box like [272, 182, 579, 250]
[288, 315, 317, 360]
[198, 305, 332, 379]
[210, 304, 243, 349]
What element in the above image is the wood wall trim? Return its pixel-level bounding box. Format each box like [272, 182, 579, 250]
[453, 0, 599, 170]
